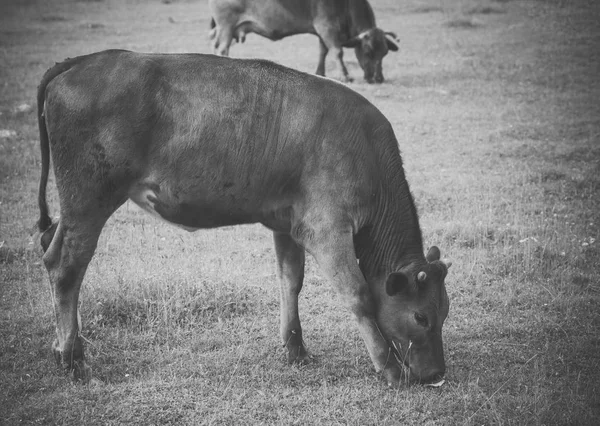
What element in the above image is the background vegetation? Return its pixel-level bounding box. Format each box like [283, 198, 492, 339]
[1, 0, 598, 424]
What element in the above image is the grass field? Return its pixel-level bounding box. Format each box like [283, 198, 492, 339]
[1, 0, 599, 424]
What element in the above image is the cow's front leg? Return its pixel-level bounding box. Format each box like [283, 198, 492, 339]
[303, 227, 402, 386]
[314, 28, 353, 83]
[331, 46, 353, 83]
[355, 313, 403, 386]
[274, 232, 311, 364]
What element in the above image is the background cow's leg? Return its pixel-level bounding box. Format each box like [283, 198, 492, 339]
[303, 227, 402, 385]
[273, 232, 310, 364]
[42, 214, 111, 382]
[212, 24, 234, 56]
[330, 46, 352, 83]
[314, 28, 352, 82]
[316, 38, 328, 76]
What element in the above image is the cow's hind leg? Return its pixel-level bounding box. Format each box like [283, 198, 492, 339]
[274, 232, 310, 364]
[212, 24, 234, 56]
[42, 214, 111, 382]
[316, 38, 328, 76]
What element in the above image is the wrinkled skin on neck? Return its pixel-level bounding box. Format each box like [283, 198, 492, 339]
[345, 28, 399, 83]
[366, 249, 450, 383]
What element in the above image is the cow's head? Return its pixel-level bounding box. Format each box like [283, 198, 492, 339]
[343, 29, 400, 84]
[377, 246, 450, 383]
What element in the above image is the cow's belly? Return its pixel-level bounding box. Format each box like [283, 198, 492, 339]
[128, 182, 261, 231]
[244, 2, 314, 38]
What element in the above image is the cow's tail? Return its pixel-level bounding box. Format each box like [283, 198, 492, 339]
[36, 56, 85, 233]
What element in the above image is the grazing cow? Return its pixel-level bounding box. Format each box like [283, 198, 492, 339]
[37, 50, 451, 386]
[208, 0, 400, 83]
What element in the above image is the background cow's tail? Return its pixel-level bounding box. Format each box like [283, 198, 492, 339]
[36, 56, 87, 233]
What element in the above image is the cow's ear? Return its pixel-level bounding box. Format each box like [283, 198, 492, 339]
[426, 246, 441, 262]
[385, 32, 400, 51]
[386, 272, 412, 296]
[343, 36, 362, 48]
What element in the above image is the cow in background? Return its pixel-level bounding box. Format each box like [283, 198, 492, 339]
[208, 0, 400, 83]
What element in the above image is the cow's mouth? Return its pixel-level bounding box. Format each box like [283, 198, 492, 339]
[391, 340, 411, 368]
[391, 340, 445, 385]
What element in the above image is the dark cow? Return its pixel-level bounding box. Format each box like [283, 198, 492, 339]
[208, 0, 400, 83]
[37, 50, 451, 386]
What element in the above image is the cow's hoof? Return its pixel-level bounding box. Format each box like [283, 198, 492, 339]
[341, 75, 354, 83]
[70, 360, 92, 384]
[287, 345, 312, 365]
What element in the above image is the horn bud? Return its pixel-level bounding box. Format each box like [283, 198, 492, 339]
[442, 259, 453, 269]
[417, 271, 427, 282]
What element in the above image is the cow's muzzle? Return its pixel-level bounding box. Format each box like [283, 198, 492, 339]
[392, 340, 445, 384]
[363, 71, 384, 84]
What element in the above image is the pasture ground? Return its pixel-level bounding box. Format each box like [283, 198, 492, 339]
[1, 0, 599, 424]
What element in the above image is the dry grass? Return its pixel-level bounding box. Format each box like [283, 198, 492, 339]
[1, 0, 599, 424]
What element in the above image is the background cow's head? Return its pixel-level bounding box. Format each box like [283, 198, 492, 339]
[377, 247, 450, 383]
[343, 29, 400, 83]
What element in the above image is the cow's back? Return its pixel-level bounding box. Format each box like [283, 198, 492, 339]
[44, 50, 393, 231]
[210, 0, 315, 39]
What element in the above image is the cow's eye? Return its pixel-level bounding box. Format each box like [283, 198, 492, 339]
[414, 313, 429, 328]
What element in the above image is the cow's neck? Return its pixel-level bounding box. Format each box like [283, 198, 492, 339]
[355, 164, 425, 285]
